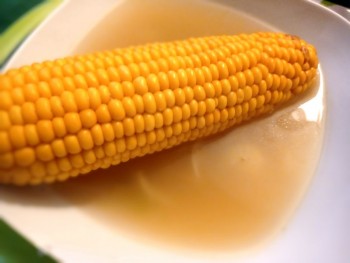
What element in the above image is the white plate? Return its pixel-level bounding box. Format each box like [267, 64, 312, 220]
[1, 0, 350, 262]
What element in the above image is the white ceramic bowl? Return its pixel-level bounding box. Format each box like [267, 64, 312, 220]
[1, 0, 350, 262]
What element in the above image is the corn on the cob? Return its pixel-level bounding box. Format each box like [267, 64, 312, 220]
[0, 32, 318, 186]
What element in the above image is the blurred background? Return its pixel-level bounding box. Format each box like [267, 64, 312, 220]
[0, 0, 62, 69]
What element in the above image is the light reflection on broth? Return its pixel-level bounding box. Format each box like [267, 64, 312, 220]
[57, 0, 324, 252]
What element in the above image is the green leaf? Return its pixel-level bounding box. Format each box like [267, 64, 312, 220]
[0, 0, 62, 67]
[321, 0, 335, 6]
[0, 218, 58, 263]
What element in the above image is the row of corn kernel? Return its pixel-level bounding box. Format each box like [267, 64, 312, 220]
[101, 35, 305, 70]
[0, 73, 301, 155]
[0, 78, 300, 153]
[0, 96, 280, 177]
[1, 55, 308, 106]
[0, 111, 255, 185]
[0, 61, 297, 116]
[0, 37, 262, 90]
[0, 72, 305, 151]
[1, 104, 277, 186]
[0, 34, 310, 93]
[0, 81, 290, 156]
[0, 120, 222, 184]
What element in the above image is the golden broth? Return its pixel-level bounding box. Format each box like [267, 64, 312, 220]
[52, 73, 324, 251]
[55, 0, 325, 252]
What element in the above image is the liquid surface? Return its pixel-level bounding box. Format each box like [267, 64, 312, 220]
[72, 0, 326, 251]
[52, 76, 324, 251]
[1, 0, 326, 254]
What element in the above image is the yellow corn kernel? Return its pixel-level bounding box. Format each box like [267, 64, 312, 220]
[91, 124, 104, 146]
[134, 115, 145, 133]
[74, 89, 90, 110]
[143, 93, 157, 113]
[163, 89, 175, 107]
[77, 130, 94, 150]
[61, 91, 77, 112]
[57, 157, 72, 172]
[0, 32, 318, 185]
[9, 106, 23, 125]
[36, 146, 54, 164]
[0, 90, 12, 110]
[122, 97, 137, 117]
[154, 92, 167, 111]
[80, 109, 97, 129]
[170, 108, 180, 126]
[108, 100, 125, 121]
[83, 150, 96, 164]
[64, 135, 81, 154]
[113, 122, 124, 138]
[98, 85, 111, 104]
[88, 88, 102, 109]
[51, 139, 67, 157]
[96, 104, 111, 123]
[123, 118, 135, 136]
[163, 108, 173, 126]
[37, 120, 55, 142]
[14, 148, 35, 167]
[0, 111, 11, 130]
[101, 123, 115, 142]
[35, 98, 53, 120]
[181, 104, 191, 120]
[52, 117, 67, 138]
[0, 153, 14, 169]
[144, 114, 155, 132]
[134, 76, 148, 95]
[50, 96, 65, 117]
[193, 85, 206, 101]
[136, 133, 147, 147]
[104, 142, 117, 157]
[9, 126, 26, 149]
